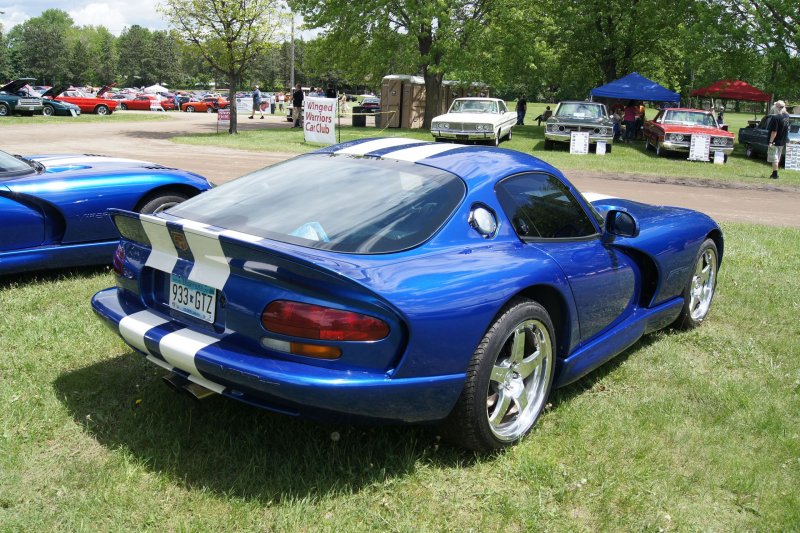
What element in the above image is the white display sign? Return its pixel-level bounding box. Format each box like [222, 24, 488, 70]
[569, 131, 590, 154]
[235, 97, 251, 114]
[596, 140, 607, 155]
[304, 97, 336, 145]
[713, 151, 725, 164]
[150, 100, 163, 112]
[785, 143, 800, 171]
[688, 134, 710, 161]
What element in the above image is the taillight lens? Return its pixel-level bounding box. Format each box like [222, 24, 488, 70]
[262, 300, 390, 341]
[112, 243, 125, 275]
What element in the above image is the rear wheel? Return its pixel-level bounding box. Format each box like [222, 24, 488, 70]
[119, 103, 127, 110]
[42, 105, 55, 116]
[138, 192, 190, 214]
[441, 298, 555, 452]
[206, 106, 214, 113]
[186, 106, 195, 113]
[673, 238, 718, 329]
[95, 105, 110, 115]
[745, 143, 754, 158]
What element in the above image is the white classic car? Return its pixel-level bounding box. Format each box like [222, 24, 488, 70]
[431, 97, 517, 146]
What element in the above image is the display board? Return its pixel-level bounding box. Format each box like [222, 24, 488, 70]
[570, 131, 590, 154]
[688, 134, 710, 161]
[785, 143, 800, 171]
[303, 96, 336, 145]
[596, 140, 607, 155]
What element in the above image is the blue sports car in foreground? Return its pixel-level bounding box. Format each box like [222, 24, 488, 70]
[1, 151, 212, 275]
[92, 138, 722, 451]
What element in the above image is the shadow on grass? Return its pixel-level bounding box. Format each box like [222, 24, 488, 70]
[0, 265, 111, 290]
[53, 352, 480, 503]
[52, 325, 666, 503]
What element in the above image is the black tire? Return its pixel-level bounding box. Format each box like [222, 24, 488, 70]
[95, 105, 110, 115]
[605, 143, 612, 153]
[119, 103, 127, 111]
[673, 238, 719, 329]
[206, 106, 214, 113]
[0, 103, 9, 116]
[645, 138, 654, 151]
[441, 298, 555, 452]
[655, 141, 663, 157]
[42, 105, 55, 117]
[543, 139, 553, 150]
[138, 192, 189, 214]
[506, 128, 513, 141]
[745, 144, 753, 158]
[186, 106, 195, 113]
[493, 130, 501, 147]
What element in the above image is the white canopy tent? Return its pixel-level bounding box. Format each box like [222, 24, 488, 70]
[143, 84, 169, 94]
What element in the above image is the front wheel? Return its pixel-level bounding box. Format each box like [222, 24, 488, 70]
[745, 144, 754, 158]
[506, 128, 513, 141]
[543, 139, 553, 150]
[673, 238, 719, 329]
[655, 141, 664, 157]
[95, 105, 110, 115]
[0, 103, 9, 116]
[42, 105, 55, 116]
[138, 192, 190, 214]
[441, 298, 555, 452]
[186, 106, 195, 113]
[492, 130, 501, 147]
[206, 106, 214, 113]
[119, 103, 127, 111]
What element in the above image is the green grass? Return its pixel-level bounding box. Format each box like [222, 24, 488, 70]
[0, 112, 171, 125]
[173, 105, 799, 187]
[1, 223, 798, 530]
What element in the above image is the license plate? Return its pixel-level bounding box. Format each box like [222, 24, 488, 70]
[169, 274, 216, 323]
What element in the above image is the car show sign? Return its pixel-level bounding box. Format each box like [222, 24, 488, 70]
[785, 143, 800, 171]
[713, 151, 725, 164]
[304, 97, 336, 145]
[596, 140, 607, 155]
[688, 134, 711, 161]
[150, 100, 163, 112]
[569, 131, 590, 154]
[235, 97, 250, 115]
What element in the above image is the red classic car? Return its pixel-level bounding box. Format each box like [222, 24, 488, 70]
[51, 85, 119, 115]
[118, 94, 174, 111]
[181, 96, 229, 113]
[643, 108, 734, 160]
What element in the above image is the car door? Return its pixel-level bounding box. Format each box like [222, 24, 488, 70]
[496, 172, 638, 342]
[752, 116, 771, 155]
[0, 189, 45, 251]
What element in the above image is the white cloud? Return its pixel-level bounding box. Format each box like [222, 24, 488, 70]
[1, 1, 170, 35]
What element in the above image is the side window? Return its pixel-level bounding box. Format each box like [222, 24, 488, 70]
[654, 110, 664, 123]
[496, 173, 598, 240]
[499, 101, 507, 113]
[759, 117, 769, 129]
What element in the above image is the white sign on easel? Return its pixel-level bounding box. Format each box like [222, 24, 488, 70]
[596, 140, 607, 155]
[713, 151, 725, 164]
[570, 131, 590, 154]
[303, 96, 337, 145]
[150, 100, 163, 112]
[688, 134, 710, 161]
[786, 143, 800, 171]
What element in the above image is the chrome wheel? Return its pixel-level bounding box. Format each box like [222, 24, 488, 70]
[656, 141, 663, 156]
[689, 246, 717, 321]
[0, 104, 8, 116]
[487, 318, 553, 442]
[42, 105, 54, 116]
[96, 105, 109, 115]
[186, 106, 195, 113]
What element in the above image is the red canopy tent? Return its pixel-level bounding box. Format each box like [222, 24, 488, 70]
[690, 80, 771, 102]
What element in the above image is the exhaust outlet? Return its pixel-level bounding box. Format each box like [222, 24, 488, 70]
[162, 372, 189, 394]
[182, 381, 216, 401]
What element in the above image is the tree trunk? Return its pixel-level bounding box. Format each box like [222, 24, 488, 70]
[422, 70, 443, 129]
[228, 73, 239, 134]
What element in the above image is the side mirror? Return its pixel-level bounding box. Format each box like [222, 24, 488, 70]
[720, 124, 729, 131]
[605, 209, 639, 238]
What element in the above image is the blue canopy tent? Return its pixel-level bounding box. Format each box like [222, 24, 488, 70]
[590, 72, 680, 103]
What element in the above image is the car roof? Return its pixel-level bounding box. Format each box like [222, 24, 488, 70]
[312, 138, 561, 188]
[454, 97, 502, 102]
[659, 108, 713, 113]
[559, 100, 604, 105]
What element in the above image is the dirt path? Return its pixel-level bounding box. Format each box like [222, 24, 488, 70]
[5, 111, 800, 227]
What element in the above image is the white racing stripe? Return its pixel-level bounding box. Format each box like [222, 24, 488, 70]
[221, 229, 263, 243]
[159, 328, 223, 378]
[382, 143, 462, 162]
[140, 215, 179, 273]
[36, 156, 154, 167]
[335, 138, 426, 156]
[180, 222, 231, 290]
[146, 351, 225, 394]
[119, 310, 169, 353]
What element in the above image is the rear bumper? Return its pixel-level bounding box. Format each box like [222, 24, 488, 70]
[92, 288, 465, 423]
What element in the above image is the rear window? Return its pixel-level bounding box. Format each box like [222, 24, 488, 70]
[166, 154, 466, 254]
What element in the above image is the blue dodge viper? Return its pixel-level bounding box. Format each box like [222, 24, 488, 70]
[92, 138, 722, 451]
[1, 150, 212, 275]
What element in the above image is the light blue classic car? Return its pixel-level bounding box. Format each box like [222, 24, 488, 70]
[738, 114, 800, 160]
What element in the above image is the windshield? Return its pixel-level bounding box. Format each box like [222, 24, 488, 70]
[0, 151, 36, 180]
[449, 100, 499, 114]
[167, 154, 466, 254]
[556, 103, 605, 119]
[788, 117, 800, 133]
[663, 110, 717, 127]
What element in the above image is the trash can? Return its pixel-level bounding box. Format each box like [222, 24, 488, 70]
[352, 106, 366, 127]
[374, 111, 383, 128]
[270, 102, 276, 114]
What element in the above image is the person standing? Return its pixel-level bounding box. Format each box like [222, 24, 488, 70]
[515, 95, 527, 126]
[292, 83, 304, 127]
[623, 101, 638, 143]
[277, 91, 285, 112]
[249, 85, 264, 119]
[325, 83, 336, 99]
[767, 100, 790, 179]
[635, 101, 645, 140]
[173, 92, 180, 112]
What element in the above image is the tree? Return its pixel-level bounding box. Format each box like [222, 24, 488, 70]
[294, 0, 496, 128]
[160, 0, 284, 133]
[16, 9, 74, 86]
[118, 25, 156, 87]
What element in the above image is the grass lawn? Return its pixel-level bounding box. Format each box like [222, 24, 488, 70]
[172, 105, 799, 187]
[1, 223, 798, 530]
[0, 112, 171, 125]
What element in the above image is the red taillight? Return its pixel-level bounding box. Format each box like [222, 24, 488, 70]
[261, 300, 390, 341]
[112, 244, 125, 275]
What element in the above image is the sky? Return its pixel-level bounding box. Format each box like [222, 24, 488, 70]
[2, 1, 175, 35]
